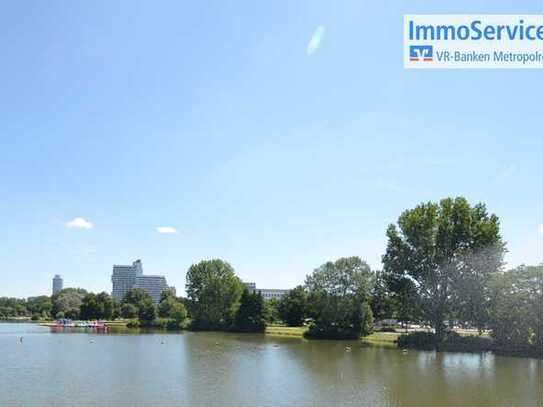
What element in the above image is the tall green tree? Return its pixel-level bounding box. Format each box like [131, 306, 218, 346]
[96, 292, 114, 320]
[383, 197, 505, 343]
[26, 296, 53, 318]
[120, 303, 138, 319]
[170, 302, 187, 324]
[305, 257, 374, 339]
[370, 271, 395, 322]
[385, 273, 420, 330]
[122, 288, 150, 307]
[185, 259, 243, 330]
[121, 288, 155, 322]
[52, 288, 87, 319]
[489, 265, 543, 352]
[158, 290, 178, 318]
[278, 286, 307, 326]
[233, 289, 267, 332]
[265, 298, 281, 324]
[138, 297, 157, 326]
[80, 293, 100, 320]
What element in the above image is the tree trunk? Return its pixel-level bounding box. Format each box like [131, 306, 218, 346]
[434, 319, 445, 351]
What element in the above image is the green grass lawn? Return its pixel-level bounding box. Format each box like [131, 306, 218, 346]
[265, 325, 307, 337]
[104, 320, 129, 327]
[362, 331, 401, 346]
[265, 326, 403, 346]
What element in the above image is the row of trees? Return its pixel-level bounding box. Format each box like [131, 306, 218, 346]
[237, 197, 542, 354]
[119, 288, 188, 329]
[0, 288, 91, 320]
[185, 257, 375, 338]
[0, 295, 52, 319]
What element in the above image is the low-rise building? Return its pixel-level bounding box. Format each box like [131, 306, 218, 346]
[244, 282, 290, 301]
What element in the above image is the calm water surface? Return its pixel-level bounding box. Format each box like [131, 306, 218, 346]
[1, 323, 542, 407]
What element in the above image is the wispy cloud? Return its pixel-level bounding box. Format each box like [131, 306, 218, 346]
[494, 164, 517, 185]
[66, 217, 94, 230]
[306, 25, 326, 56]
[538, 224, 543, 235]
[156, 226, 177, 234]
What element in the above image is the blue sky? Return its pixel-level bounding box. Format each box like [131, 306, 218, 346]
[1, 1, 542, 297]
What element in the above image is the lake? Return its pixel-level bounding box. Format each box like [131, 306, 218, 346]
[1, 323, 542, 406]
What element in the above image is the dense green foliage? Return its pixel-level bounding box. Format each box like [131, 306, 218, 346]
[120, 288, 188, 328]
[277, 286, 307, 326]
[398, 331, 494, 353]
[122, 288, 151, 307]
[80, 292, 115, 320]
[488, 265, 543, 354]
[0, 296, 52, 319]
[186, 259, 243, 330]
[138, 297, 157, 326]
[52, 288, 88, 319]
[233, 289, 267, 332]
[158, 290, 178, 318]
[305, 257, 374, 339]
[383, 197, 505, 342]
[369, 272, 395, 321]
[265, 298, 281, 324]
[120, 303, 138, 319]
[157, 290, 187, 329]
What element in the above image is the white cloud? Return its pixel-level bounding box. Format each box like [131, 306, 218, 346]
[306, 25, 326, 56]
[538, 224, 543, 235]
[66, 217, 94, 230]
[156, 226, 177, 234]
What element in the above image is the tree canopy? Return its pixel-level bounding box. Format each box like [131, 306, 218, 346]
[80, 292, 114, 320]
[233, 289, 267, 332]
[305, 257, 374, 339]
[186, 259, 243, 330]
[489, 264, 543, 353]
[278, 286, 307, 326]
[52, 288, 88, 319]
[383, 197, 505, 342]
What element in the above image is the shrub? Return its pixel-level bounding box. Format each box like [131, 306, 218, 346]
[397, 331, 494, 352]
[126, 319, 140, 328]
[151, 318, 169, 329]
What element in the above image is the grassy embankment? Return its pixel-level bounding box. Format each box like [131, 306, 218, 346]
[265, 325, 401, 346]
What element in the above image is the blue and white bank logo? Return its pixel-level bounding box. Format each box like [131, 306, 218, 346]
[404, 15, 543, 69]
[409, 45, 433, 62]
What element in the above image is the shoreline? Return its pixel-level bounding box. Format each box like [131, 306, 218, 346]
[18, 320, 542, 359]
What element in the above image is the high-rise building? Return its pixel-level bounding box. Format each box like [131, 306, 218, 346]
[134, 275, 169, 303]
[52, 275, 63, 295]
[111, 260, 143, 301]
[111, 260, 171, 303]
